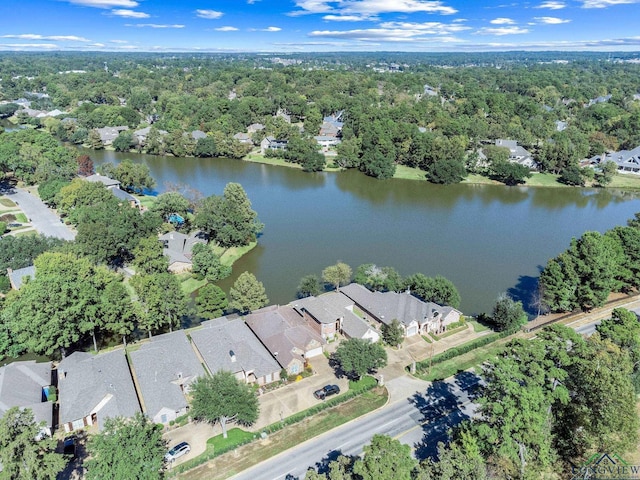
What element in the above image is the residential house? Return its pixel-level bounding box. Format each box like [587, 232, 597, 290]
[423, 85, 438, 97]
[495, 139, 538, 170]
[6, 265, 36, 290]
[260, 136, 288, 154]
[0, 361, 53, 437]
[247, 123, 265, 134]
[190, 130, 207, 141]
[314, 135, 341, 150]
[84, 173, 140, 208]
[190, 317, 281, 386]
[555, 120, 568, 132]
[129, 330, 205, 425]
[94, 126, 128, 146]
[319, 112, 344, 138]
[316, 291, 380, 342]
[587, 94, 612, 107]
[58, 350, 141, 433]
[133, 126, 168, 146]
[233, 132, 253, 144]
[276, 109, 291, 123]
[587, 146, 640, 174]
[158, 230, 207, 272]
[245, 305, 325, 376]
[340, 283, 462, 337]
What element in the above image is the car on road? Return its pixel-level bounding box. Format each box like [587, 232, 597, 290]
[313, 384, 340, 400]
[165, 442, 191, 462]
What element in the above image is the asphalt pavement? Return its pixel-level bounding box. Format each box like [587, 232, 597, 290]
[1, 183, 76, 240]
[230, 372, 483, 480]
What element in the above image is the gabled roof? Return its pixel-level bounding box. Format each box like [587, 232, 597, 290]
[7, 265, 36, 290]
[129, 330, 205, 419]
[316, 291, 375, 340]
[58, 350, 140, 430]
[0, 361, 52, 427]
[293, 296, 343, 324]
[191, 130, 207, 140]
[190, 317, 280, 379]
[159, 231, 206, 265]
[85, 173, 120, 188]
[595, 146, 640, 170]
[245, 305, 324, 368]
[110, 187, 139, 205]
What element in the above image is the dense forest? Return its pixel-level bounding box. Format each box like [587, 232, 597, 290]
[1, 51, 640, 183]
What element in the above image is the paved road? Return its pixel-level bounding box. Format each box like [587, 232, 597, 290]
[1, 184, 75, 240]
[231, 372, 483, 480]
[574, 320, 601, 336]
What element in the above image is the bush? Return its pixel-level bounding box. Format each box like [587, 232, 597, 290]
[0, 221, 6, 235]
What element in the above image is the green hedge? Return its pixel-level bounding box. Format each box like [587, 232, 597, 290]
[413, 327, 519, 373]
[168, 376, 380, 476]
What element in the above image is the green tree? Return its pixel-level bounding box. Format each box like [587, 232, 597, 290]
[322, 262, 352, 291]
[354, 264, 402, 292]
[402, 274, 461, 308]
[191, 244, 231, 282]
[417, 434, 488, 480]
[333, 338, 387, 380]
[38, 178, 70, 207]
[190, 371, 259, 439]
[353, 434, 417, 480]
[427, 157, 467, 185]
[196, 283, 228, 319]
[195, 183, 263, 248]
[297, 274, 322, 298]
[559, 164, 585, 186]
[490, 161, 532, 186]
[595, 160, 617, 186]
[56, 178, 115, 223]
[131, 273, 189, 336]
[112, 130, 135, 152]
[381, 319, 404, 348]
[150, 191, 190, 222]
[85, 413, 166, 480]
[0, 407, 65, 480]
[229, 271, 268, 314]
[490, 293, 527, 332]
[100, 159, 155, 193]
[132, 236, 169, 274]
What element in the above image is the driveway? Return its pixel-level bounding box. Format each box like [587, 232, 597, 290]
[1, 183, 75, 240]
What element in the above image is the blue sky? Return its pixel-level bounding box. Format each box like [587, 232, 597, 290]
[1, 0, 640, 52]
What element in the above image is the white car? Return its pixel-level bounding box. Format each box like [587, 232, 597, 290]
[165, 442, 191, 462]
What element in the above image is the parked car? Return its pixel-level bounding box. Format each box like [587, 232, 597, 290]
[165, 442, 191, 462]
[63, 436, 76, 458]
[313, 384, 340, 400]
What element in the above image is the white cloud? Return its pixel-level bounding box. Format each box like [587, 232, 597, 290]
[110, 39, 129, 43]
[490, 17, 515, 24]
[581, 0, 640, 7]
[215, 26, 239, 31]
[263, 26, 282, 31]
[290, 0, 457, 16]
[534, 16, 571, 23]
[66, 0, 138, 7]
[378, 21, 472, 33]
[309, 27, 465, 42]
[195, 9, 224, 19]
[111, 9, 149, 18]
[322, 14, 377, 21]
[90, 43, 106, 47]
[475, 26, 530, 35]
[0, 34, 91, 42]
[125, 23, 185, 28]
[535, 1, 566, 8]
[0, 43, 58, 49]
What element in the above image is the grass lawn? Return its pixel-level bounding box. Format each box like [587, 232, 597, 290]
[525, 172, 564, 187]
[415, 334, 522, 382]
[243, 153, 304, 170]
[180, 276, 207, 295]
[136, 194, 157, 210]
[218, 242, 256, 266]
[393, 165, 426, 180]
[468, 319, 491, 333]
[431, 325, 468, 340]
[462, 174, 500, 185]
[15, 213, 28, 223]
[608, 174, 640, 190]
[0, 198, 16, 208]
[173, 388, 387, 480]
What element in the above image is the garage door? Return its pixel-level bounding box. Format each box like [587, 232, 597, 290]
[305, 347, 324, 358]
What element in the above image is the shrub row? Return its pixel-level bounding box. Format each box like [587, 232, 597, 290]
[413, 326, 519, 373]
[168, 377, 380, 476]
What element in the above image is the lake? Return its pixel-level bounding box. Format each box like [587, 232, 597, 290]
[82, 148, 640, 315]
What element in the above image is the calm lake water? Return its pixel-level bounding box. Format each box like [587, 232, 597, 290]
[81, 148, 640, 315]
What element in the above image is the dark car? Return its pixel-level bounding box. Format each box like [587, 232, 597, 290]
[63, 436, 76, 458]
[165, 441, 191, 462]
[313, 384, 340, 400]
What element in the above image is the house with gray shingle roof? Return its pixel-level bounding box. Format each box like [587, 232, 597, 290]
[0, 361, 53, 437]
[587, 146, 640, 174]
[260, 136, 288, 154]
[190, 317, 281, 386]
[129, 330, 205, 425]
[247, 123, 265, 134]
[57, 349, 140, 433]
[94, 126, 128, 146]
[245, 305, 325, 376]
[191, 130, 207, 140]
[319, 291, 380, 342]
[158, 230, 207, 273]
[85, 173, 140, 208]
[495, 139, 537, 170]
[6, 265, 36, 290]
[233, 132, 253, 144]
[339, 283, 462, 337]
